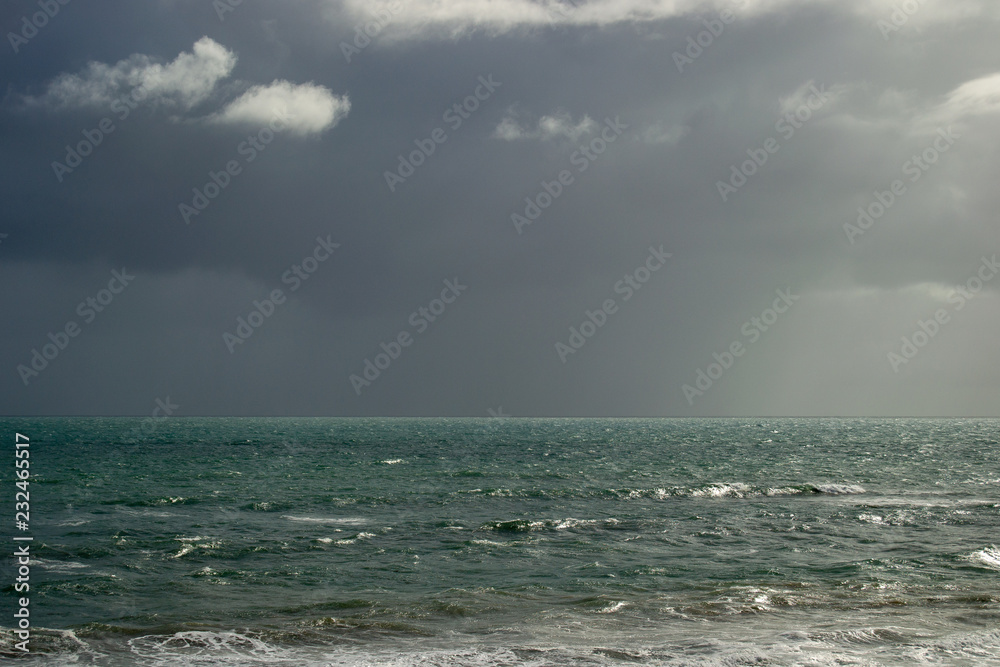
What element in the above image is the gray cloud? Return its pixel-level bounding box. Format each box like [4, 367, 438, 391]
[1, 0, 999, 416]
[493, 109, 598, 141]
[14, 36, 349, 136]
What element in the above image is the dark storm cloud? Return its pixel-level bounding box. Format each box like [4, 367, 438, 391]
[2, 0, 999, 416]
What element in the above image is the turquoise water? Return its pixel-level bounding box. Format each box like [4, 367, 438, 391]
[2, 417, 999, 665]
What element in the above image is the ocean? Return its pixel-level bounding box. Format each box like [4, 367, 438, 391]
[1, 417, 999, 665]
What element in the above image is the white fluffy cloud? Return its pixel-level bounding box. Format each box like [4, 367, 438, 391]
[29, 37, 236, 110]
[333, 0, 1000, 40]
[337, 0, 690, 38]
[874, 72, 1000, 134]
[931, 73, 1000, 122]
[19, 38, 349, 136]
[211, 81, 351, 136]
[494, 110, 596, 141]
[335, 0, 812, 39]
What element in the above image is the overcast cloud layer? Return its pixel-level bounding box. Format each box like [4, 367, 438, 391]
[1, 0, 998, 416]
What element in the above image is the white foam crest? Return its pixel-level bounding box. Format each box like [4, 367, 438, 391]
[118, 507, 181, 518]
[858, 509, 917, 526]
[0, 627, 110, 662]
[321, 647, 557, 667]
[906, 628, 1000, 663]
[714, 586, 784, 612]
[765, 486, 806, 496]
[282, 515, 367, 525]
[553, 517, 601, 530]
[56, 518, 92, 526]
[691, 483, 753, 498]
[335, 531, 377, 545]
[813, 483, 866, 494]
[807, 626, 913, 645]
[23, 630, 1000, 666]
[170, 544, 195, 559]
[483, 517, 620, 533]
[857, 513, 888, 526]
[310, 631, 1000, 666]
[30, 558, 90, 573]
[470, 538, 509, 546]
[457, 487, 517, 497]
[967, 546, 1000, 570]
[170, 537, 222, 559]
[309, 644, 792, 667]
[649, 482, 868, 499]
[128, 630, 301, 665]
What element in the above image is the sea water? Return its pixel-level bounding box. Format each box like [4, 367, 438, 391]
[1, 417, 998, 665]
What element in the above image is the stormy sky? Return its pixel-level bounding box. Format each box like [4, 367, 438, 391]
[1, 0, 999, 417]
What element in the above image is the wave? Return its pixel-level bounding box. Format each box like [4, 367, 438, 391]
[479, 517, 620, 532]
[452, 487, 519, 497]
[169, 536, 223, 559]
[282, 515, 367, 524]
[30, 558, 91, 574]
[56, 518, 92, 526]
[967, 546, 1000, 570]
[0, 628, 102, 661]
[807, 627, 916, 645]
[116, 507, 182, 518]
[606, 482, 866, 500]
[112, 496, 198, 507]
[8, 625, 1000, 666]
[812, 483, 867, 495]
[463, 483, 869, 516]
[596, 600, 628, 614]
[128, 630, 300, 664]
[334, 532, 377, 545]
